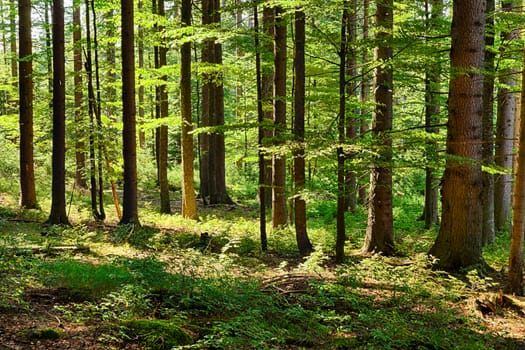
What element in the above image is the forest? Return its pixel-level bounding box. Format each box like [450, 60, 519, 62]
[1, 0, 525, 348]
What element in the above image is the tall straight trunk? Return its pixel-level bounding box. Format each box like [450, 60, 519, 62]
[138, 1, 146, 149]
[120, 0, 139, 225]
[47, 0, 69, 225]
[358, 0, 370, 204]
[254, 4, 267, 250]
[508, 39, 525, 296]
[494, 1, 517, 233]
[362, 0, 394, 255]
[293, 9, 312, 256]
[336, 2, 349, 263]
[482, 0, 495, 244]
[9, 0, 16, 80]
[73, 1, 86, 189]
[429, 0, 485, 270]
[272, 5, 287, 228]
[180, 0, 198, 220]
[261, 4, 274, 209]
[18, 0, 37, 209]
[44, 1, 52, 96]
[422, 0, 442, 228]
[157, 0, 170, 214]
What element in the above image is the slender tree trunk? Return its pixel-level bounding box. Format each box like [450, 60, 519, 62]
[482, 0, 495, 244]
[18, 0, 37, 209]
[254, 3, 267, 250]
[429, 0, 485, 270]
[358, 0, 369, 204]
[120, 0, 139, 225]
[47, 0, 69, 225]
[508, 39, 525, 296]
[73, 1, 87, 190]
[362, 0, 394, 255]
[138, 1, 146, 149]
[9, 0, 16, 80]
[336, 2, 349, 263]
[494, 1, 517, 233]
[293, 9, 313, 256]
[272, 5, 287, 228]
[180, 0, 198, 220]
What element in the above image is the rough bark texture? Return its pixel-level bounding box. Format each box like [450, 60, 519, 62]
[180, 0, 198, 220]
[494, 1, 517, 233]
[293, 10, 313, 256]
[482, 0, 495, 244]
[363, 0, 394, 255]
[18, 0, 37, 209]
[272, 5, 287, 228]
[120, 0, 139, 225]
[429, 0, 485, 270]
[508, 41, 525, 296]
[47, 0, 69, 225]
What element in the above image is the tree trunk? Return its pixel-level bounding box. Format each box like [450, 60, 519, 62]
[336, 2, 349, 263]
[482, 0, 495, 244]
[18, 0, 37, 209]
[272, 5, 287, 228]
[362, 0, 394, 255]
[293, 9, 313, 256]
[73, 1, 87, 190]
[358, 0, 370, 204]
[429, 0, 485, 270]
[138, 1, 146, 149]
[120, 0, 139, 225]
[180, 0, 198, 220]
[494, 1, 517, 233]
[508, 39, 525, 296]
[47, 0, 69, 225]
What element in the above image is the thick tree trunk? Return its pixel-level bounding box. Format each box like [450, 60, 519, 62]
[18, 0, 37, 209]
[180, 0, 198, 220]
[494, 1, 517, 233]
[429, 0, 485, 270]
[47, 0, 69, 225]
[362, 0, 394, 255]
[120, 0, 139, 225]
[272, 5, 287, 228]
[482, 0, 495, 244]
[508, 40, 525, 296]
[293, 10, 313, 256]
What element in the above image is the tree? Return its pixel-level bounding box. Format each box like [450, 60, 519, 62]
[362, 0, 394, 255]
[199, 0, 233, 205]
[293, 9, 313, 256]
[120, 0, 139, 225]
[272, 4, 287, 228]
[180, 0, 198, 220]
[18, 0, 37, 209]
[482, 0, 495, 244]
[429, 0, 485, 270]
[358, 0, 370, 204]
[494, 1, 517, 233]
[508, 37, 525, 295]
[47, 0, 69, 225]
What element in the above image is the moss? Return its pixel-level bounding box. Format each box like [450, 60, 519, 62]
[120, 319, 193, 349]
[22, 327, 62, 340]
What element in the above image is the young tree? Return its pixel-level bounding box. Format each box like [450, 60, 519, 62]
[47, 0, 69, 225]
[120, 0, 139, 225]
[18, 0, 37, 209]
[272, 4, 287, 228]
[180, 0, 198, 220]
[358, 0, 370, 204]
[293, 9, 313, 256]
[362, 0, 394, 255]
[429, 0, 485, 269]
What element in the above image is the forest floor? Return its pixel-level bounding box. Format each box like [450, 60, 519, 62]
[1, 196, 525, 349]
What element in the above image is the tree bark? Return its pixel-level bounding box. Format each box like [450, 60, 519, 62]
[358, 0, 370, 204]
[494, 1, 517, 233]
[362, 0, 394, 255]
[47, 0, 69, 225]
[272, 5, 287, 228]
[120, 0, 139, 225]
[18, 0, 37, 209]
[429, 0, 485, 270]
[293, 9, 313, 256]
[482, 0, 495, 244]
[180, 0, 198, 220]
